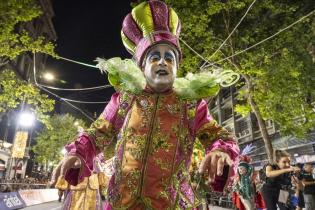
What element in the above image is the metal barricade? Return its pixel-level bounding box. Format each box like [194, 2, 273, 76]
[207, 191, 235, 209]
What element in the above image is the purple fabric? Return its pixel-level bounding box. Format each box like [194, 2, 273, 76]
[103, 203, 112, 210]
[192, 99, 213, 134]
[65, 134, 97, 186]
[64, 93, 121, 186]
[180, 181, 195, 204]
[206, 139, 239, 161]
[62, 190, 72, 210]
[122, 14, 143, 45]
[207, 139, 240, 191]
[102, 92, 121, 128]
[149, 0, 170, 31]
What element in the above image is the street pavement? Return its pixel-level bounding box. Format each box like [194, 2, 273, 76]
[208, 206, 233, 210]
[21, 201, 62, 210]
[20, 201, 234, 210]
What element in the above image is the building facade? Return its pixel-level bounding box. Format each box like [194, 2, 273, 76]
[209, 80, 315, 168]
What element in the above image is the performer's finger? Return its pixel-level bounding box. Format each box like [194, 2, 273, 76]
[198, 154, 211, 174]
[209, 154, 217, 182]
[225, 155, 233, 166]
[217, 157, 225, 176]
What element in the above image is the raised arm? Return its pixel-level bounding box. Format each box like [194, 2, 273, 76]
[53, 93, 122, 187]
[266, 165, 300, 178]
[193, 99, 240, 191]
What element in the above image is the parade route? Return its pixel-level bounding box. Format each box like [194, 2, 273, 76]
[21, 201, 61, 210]
[21, 202, 234, 210]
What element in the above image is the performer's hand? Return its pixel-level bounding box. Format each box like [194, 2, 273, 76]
[198, 150, 233, 183]
[49, 156, 81, 187]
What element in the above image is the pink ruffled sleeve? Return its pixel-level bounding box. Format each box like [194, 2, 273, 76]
[64, 92, 121, 186]
[193, 99, 240, 191]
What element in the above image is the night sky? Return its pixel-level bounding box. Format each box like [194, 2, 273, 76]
[46, 0, 135, 119]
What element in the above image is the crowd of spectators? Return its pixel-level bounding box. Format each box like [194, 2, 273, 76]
[0, 177, 49, 193]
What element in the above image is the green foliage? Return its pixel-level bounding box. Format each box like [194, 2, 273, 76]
[0, 69, 55, 126]
[166, 0, 315, 138]
[32, 114, 87, 164]
[0, 0, 56, 60]
[235, 104, 251, 117]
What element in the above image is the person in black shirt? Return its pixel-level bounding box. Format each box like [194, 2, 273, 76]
[261, 150, 301, 210]
[295, 163, 305, 210]
[301, 163, 315, 210]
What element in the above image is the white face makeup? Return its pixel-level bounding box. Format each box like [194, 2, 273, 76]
[143, 44, 177, 93]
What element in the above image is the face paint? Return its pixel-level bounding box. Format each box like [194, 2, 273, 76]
[143, 44, 177, 93]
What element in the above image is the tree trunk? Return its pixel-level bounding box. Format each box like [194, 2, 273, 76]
[0, 57, 9, 68]
[221, 11, 274, 162]
[243, 74, 274, 162]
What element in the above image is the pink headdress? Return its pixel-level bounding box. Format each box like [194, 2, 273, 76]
[121, 0, 182, 67]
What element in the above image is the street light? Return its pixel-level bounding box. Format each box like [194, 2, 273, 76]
[43, 72, 55, 81]
[18, 112, 35, 127]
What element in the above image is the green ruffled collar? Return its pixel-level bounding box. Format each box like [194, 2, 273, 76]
[96, 57, 239, 100]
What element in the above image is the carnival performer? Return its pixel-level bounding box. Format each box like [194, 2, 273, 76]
[51, 1, 240, 209]
[232, 144, 265, 210]
[52, 154, 112, 210]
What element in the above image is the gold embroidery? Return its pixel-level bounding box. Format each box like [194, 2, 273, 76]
[154, 157, 172, 171]
[197, 120, 233, 148]
[126, 169, 141, 196]
[86, 116, 113, 150]
[128, 134, 146, 160]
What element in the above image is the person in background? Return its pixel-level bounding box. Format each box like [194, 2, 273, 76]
[300, 163, 315, 210]
[232, 144, 265, 210]
[261, 150, 301, 210]
[58, 189, 65, 202]
[233, 161, 255, 210]
[295, 163, 305, 210]
[53, 154, 109, 210]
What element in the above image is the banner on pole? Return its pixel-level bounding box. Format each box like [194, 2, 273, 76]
[11, 131, 28, 158]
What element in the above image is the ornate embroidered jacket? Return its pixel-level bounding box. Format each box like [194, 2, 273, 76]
[64, 90, 239, 210]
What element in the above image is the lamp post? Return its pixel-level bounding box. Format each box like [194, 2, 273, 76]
[7, 111, 35, 179]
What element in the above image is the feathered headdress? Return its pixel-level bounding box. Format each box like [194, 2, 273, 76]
[239, 143, 256, 163]
[121, 0, 181, 66]
[95, 0, 240, 99]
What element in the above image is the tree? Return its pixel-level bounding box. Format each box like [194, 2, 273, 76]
[32, 114, 87, 166]
[166, 0, 315, 161]
[0, 0, 55, 66]
[0, 69, 55, 126]
[0, 1, 57, 126]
